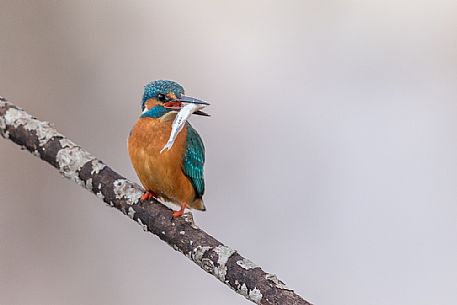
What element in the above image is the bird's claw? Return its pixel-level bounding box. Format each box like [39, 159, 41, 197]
[172, 201, 187, 218]
[140, 191, 155, 202]
[172, 209, 185, 218]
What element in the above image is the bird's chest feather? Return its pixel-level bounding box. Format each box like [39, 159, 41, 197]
[128, 117, 187, 192]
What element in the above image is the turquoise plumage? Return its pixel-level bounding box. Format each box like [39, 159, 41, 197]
[183, 123, 205, 198]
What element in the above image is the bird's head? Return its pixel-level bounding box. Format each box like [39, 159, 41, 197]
[141, 80, 209, 118]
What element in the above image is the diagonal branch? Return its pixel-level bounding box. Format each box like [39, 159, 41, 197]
[0, 97, 312, 305]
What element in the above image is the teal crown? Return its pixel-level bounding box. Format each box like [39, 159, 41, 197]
[142, 80, 185, 110]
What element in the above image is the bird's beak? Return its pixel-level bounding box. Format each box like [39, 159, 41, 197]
[179, 95, 210, 116]
[164, 95, 210, 116]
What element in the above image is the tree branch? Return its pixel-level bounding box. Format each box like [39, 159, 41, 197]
[0, 97, 312, 305]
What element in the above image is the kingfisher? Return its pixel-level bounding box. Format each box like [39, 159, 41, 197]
[128, 80, 210, 218]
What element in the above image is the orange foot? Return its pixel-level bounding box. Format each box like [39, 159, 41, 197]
[172, 202, 187, 218]
[140, 191, 156, 202]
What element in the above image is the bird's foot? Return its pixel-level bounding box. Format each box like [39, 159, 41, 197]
[140, 191, 156, 202]
[172, 202, 187, 218]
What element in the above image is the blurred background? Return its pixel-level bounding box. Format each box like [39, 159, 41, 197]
[1, 1, 457, 304]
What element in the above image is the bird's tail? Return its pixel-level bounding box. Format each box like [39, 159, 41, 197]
[190, 198, 206, 211]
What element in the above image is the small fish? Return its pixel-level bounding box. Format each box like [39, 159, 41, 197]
[160, 102, 205, 153]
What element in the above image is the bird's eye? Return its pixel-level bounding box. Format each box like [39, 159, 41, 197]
[157, 94, 166, 102]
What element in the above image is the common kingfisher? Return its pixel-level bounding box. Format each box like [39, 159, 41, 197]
[128, 80, 210, 218]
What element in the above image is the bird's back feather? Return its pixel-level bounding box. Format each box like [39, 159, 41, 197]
[182, 123, 205, 198]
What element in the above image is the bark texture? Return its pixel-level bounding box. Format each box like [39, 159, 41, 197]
[0, 97, 312, 305]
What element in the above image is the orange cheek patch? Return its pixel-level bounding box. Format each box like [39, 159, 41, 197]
[145, 99, 159, 109]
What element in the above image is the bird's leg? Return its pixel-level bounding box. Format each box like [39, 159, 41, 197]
[140, 191, 157, 202]
[172, 202, 187, 218]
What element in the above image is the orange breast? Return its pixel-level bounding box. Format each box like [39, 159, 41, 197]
[128, 115, 197, 206]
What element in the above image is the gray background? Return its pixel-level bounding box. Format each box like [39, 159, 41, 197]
[1, 1, 457, 304]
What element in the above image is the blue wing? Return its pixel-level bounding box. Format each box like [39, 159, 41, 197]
[182, 123, 205, 197]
